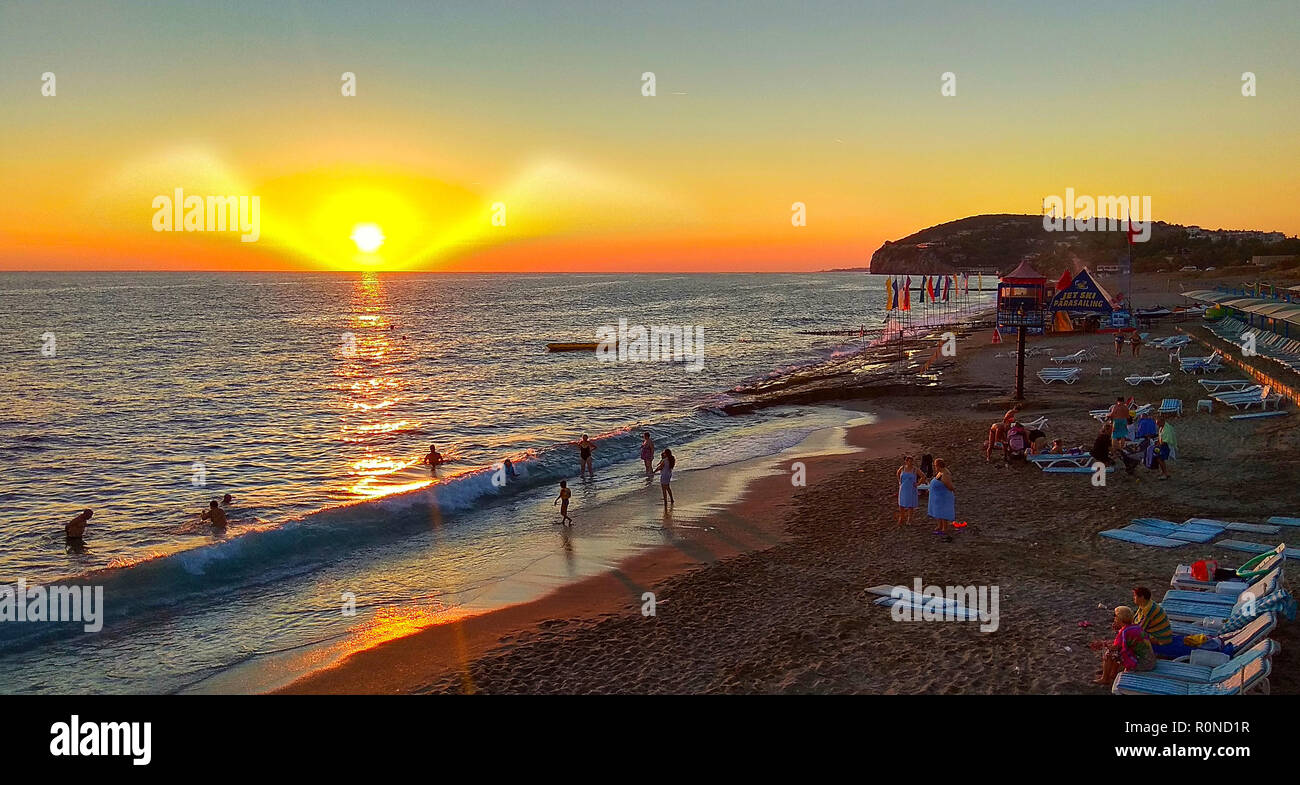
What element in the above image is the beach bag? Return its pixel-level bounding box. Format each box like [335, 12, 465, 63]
[1191, 560, 1218, 583]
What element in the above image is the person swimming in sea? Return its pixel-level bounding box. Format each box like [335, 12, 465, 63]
[503, 458, 518, 480]
[221, 493, 233, 506]
[577, 434, 594, 478]
[554, 480, 573, 525]
[200, 500, 228, 528]
[421, 444, 444, 474]
[66, 509, 93, 550]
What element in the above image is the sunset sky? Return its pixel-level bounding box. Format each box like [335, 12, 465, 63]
[2, 0, 1297, 273]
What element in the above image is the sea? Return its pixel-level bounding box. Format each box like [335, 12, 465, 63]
[0, 271, 991, 693]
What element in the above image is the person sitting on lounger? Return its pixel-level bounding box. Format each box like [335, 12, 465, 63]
[1092, 605, 1156, 687]
[1047, 438, 1065, 454]
[1132, 586, 1179, 657]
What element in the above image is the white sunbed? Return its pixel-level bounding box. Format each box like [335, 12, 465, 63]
[1037, 368, 1081, 385]
[1199, 379, 1253, 393]
[1027, 453, 1092, 469]
[1051, 351, 1087, 365]
[1125, 372, 1171, 386]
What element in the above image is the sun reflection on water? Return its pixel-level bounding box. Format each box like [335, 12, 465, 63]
[336, 273, 432, 500]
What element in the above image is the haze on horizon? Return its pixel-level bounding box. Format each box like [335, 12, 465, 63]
[2, 0, 1297, 273]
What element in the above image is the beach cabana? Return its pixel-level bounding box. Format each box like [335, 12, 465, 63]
[998, 260, 1048, 399]
[997, 260, 1048, 334]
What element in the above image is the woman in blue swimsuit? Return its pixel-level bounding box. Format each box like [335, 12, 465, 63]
[927, 458, 957, 541]
[897, 455, 920, 525]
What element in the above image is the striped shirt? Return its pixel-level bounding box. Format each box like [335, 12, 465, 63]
[1135, 600, 1173, 645]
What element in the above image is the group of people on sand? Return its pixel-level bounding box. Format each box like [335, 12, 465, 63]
[556, 433, 676, 525]
[64, 493, 235, 551]
[982, 404, 1049, 463]
[896, 454, 957, 542]
[1090, 397, 1177, 480]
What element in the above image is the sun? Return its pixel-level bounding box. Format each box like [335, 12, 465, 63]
[350, 223, 385, 253]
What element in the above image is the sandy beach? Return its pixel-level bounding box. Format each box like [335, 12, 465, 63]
[279, 272, 1300, 695]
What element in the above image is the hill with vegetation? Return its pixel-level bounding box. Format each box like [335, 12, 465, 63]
[865, 214, 1298, 278]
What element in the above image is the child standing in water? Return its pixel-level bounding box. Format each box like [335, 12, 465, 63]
[896, 456, 919, 525]
[554, 480, 573, 525]
[653, 449, 675, 506]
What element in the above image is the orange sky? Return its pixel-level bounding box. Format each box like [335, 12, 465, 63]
[2, 1, 1297, 273]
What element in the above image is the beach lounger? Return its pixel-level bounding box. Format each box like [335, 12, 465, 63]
[1163, 569, 1282, 608]
[1099, 529, 1184, 548]
[1199, 379, 1253, 393]
[1265, 517, 1300, 527]
[1126, 524, 1217, 543]
[1218, 385, 1282, 412]
[1231, 411, 1288, 420]
[1159, 579, 1279, 621]
[1112, 643, 1274, 695]
[1182, 518, 1281, 535]
[1158, 398, 1183, 416]
[1131, 518, 1226, 536]
[1170, 543, 1279, 592]
[1170, 611, 1277, 649]
[1027, 453, 1091, 469]
[1148, 640, 1280, 684]
[1125, 372, 1171, 386]
[1037, 368, 1081, 384]
[1044, 465, 1110, 474]
[1170, 544, 1286, 590]
[1020, 415, 1048, 431]
[1215, 540, 1300, 561]
[1051, 350, 1087, 365]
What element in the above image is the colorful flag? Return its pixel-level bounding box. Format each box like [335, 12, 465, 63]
[927, 276, 937, 300]
[891, 277, 901, 310]
[903, 276, 911, 311]
[943, 275, 951, 302]
[884, 277, 892, 311]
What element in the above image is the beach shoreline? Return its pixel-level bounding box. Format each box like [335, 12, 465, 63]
[276, 409, 917, 694]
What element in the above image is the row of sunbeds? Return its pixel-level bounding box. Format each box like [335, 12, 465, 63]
[1113, 543, 1292, 695]
[1209, 318, 1300, 373]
